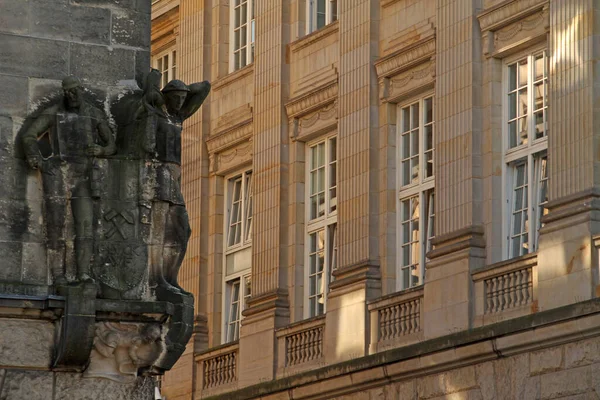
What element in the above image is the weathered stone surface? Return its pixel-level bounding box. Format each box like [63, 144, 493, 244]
[540, 365, 592, 399]
[20, 242, 47, 284]
[445, 366, 477, 392]
[417, 373, 446, 399]
[112, 9, 150, 48]
[476, 362, 495, 400]
[0, 34, 69, 79]
[0, 369, 53, 400]
[71, 0, 137, 11]
[0, 75, 28, 117]
[565, 338, 600, 368]
[0, 0, 30, 35]
[0, 319, 53, 368]
[531, 347, 564, 375]
[0, 241, 22, 281]
[29, 0, 70, 40]
[70, 44, 135, 85]
[395, 380, 416, 399]
[55, 373, 154, 400]
[71, 6, 111, 45]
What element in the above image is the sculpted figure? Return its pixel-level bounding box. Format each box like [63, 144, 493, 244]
[134, 69, 211, 297]
[21, 76, 116, 285]
[84, 322, 164, 383]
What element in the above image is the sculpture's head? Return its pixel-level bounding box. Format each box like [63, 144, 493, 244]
[62, 76, 83, 110]
[162, 80, 189, 113]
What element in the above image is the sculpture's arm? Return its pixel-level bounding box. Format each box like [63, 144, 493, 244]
[21, 109, 57, 169]
[180, 81, 211, 120]
[97, 120, 117, 156]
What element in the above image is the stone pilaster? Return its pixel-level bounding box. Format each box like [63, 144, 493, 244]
[536, 1, 600, 311]
[239, 0, 291, 387]
[424, 0, 484, 338]
[324, 0, 382, 364]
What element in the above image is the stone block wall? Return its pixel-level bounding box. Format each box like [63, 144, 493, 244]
[0, 0, 150, 295]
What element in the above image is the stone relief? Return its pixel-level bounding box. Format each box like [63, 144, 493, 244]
[19, 71, 211, 301]
[16, 70, 210, 380]
[84, 322, 164, 383]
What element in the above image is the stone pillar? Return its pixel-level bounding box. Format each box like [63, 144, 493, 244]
[536, 1, 600, 311]
[160, 1, 211, 399]
[424, 0, 485, 338]
[324, 0, 381, 364]
[238, 0, 291, 387]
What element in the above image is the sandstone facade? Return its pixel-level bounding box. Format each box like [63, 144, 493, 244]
[153, 0, 600, 399]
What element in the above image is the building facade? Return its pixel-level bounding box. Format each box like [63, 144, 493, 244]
[152, 0, 600, 399]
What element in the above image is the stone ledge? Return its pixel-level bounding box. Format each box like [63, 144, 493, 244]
[203, 298, 600, 399]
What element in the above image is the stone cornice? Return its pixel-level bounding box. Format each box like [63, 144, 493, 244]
[285, 82, 338, 119]
[212, 64, 254, 92]
[478, 0, 548, 33]
[206, 121, 252, 154]
[375, 36, 435, 80]
[289, 21, 339, 53]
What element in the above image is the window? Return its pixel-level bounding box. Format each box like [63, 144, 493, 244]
[153, 48, 177, 88]
[230, 0, 255, 71]
[223, 170, 253, 343]
[397, 96, 435, 291]
[305, 136, 338, 318]
[504, 51, 548, 259]
[307, 0, 338, 34]
[224, 275, 251, 342]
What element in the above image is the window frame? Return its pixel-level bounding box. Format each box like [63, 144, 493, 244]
[306, 0, 338, 34]
[229, 0, 255, 72]
[502, 47, 549, 260]
[396, 93, 435, 292]
[222, 273, 252, 343]
[222, 169, 253, 344]
[152, 48, 177, 89]
[304, 134, 338, 319]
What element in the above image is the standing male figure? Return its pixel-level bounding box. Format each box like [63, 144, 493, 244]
[138, 69, 211, 297]
[21, 76, 116, 285]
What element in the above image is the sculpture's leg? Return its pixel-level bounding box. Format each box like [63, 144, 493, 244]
[163, 204, 191, 294]
[42, 166, 68, 286]
[72, 177, 94, 283]
[150, 201, 180, 295]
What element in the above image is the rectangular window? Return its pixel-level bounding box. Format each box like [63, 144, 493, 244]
[504, 50, 548, 259]
[231, 0, 255, 71]
[225, 274, 251, 342]
[227, 171, 253, 249]
[397, 96, 435, 291]
[223, 170, 253, 343]
[153, 48, 177, 88]
[307, 0, 338, 34]
[305, 136, 337, 318]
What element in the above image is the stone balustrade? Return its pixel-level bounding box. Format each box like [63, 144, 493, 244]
[368, 287, 424, 354]
[276, 315, 326, 376]
[473, 254, 538, 327]
[196, 342, 239, 394]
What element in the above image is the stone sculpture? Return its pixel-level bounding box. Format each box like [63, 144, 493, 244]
[21, 76, 116, 286]
[114, 69, 211, 300]
[16, 70, 210, 380]
[84, 322, 164, 383]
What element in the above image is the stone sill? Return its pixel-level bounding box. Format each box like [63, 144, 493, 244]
[212, 64, 254, 92]
[203, 298, 600, 400]
[289, 21, 339, 54]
